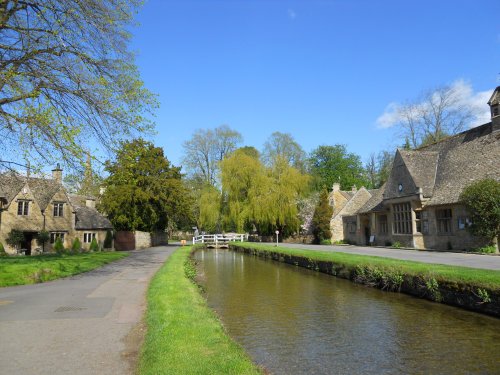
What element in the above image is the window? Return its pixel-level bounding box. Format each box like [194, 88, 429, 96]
[53, 202, 64, 217]
[415, 211, 422, 233]
[378, 215, 388, 235]
[393, 202, 412, 234]
[50, 232, 65, 243]
[17, 200, 29, 216]
[421, 211, 429, 234]
[437, 209, 453, 234]
[83, 233, 96, 243]
[348, 221, 356, 234]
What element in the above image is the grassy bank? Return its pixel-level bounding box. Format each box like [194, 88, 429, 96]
[0, 252, 129, 287]
[139, 246, 261, 375]
[231, 243, 500, 316]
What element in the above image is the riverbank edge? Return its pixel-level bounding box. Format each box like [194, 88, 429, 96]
[229, 243, 500, 318]
[138, 246, 262, 375]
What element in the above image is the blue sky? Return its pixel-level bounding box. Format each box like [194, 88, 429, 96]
[130, 0, 500, 167]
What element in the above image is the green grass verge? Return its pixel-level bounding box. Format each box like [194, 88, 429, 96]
[0, 252, 129, 287]
[233, 243, 500, 291]
[139, 246, 261, 375]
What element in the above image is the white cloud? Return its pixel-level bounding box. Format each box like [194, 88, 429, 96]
[376, 80, 493, 129]
[288, 9, 297, 20]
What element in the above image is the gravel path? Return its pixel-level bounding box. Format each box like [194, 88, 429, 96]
[0, 246, 175, 375]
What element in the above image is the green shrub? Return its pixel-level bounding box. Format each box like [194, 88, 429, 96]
[391, 241, 402, 249]
[103, 230, 113, 249]
[0, 242, 7, 256]
[320, 239, 332, 245]
[89, 237, 100, 252]
[6, 229, 24, 249]
[471, 245, 496, 254]
[36, 230, 50, 247]
[71, 238, 82, 253]
[333, 239, 347, 245]
[53, 237, 65, 254]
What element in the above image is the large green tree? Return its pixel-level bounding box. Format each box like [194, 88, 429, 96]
[99, 139, 192, 232]
[308, 145, 369, 191]
[460, 179, 500, 252]
[262, 132, 306, 171]
[0, 0, 156, 169]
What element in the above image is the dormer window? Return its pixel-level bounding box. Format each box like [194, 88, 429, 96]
[53, 202, 64, 217]
[17, 200, 29, 216]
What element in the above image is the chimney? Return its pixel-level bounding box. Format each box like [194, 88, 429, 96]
[351, 185, 357, 193]
[332, 183, 340, 192]
[52, 163, 62, 184]
[487, 86, 500, 127]
[85, 197, 96, 209]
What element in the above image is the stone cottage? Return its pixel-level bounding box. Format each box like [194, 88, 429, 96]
[338, 86, 500, 250]
[0, 166, 112, 255]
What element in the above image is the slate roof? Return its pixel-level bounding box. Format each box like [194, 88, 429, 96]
[488, 86, 500, 105]
[417, 121, 500, 206]
[0, 172, 26, 203]
[70, 194, 112, 230]
[358, 186, 386, 214]
[398, 150, 439, 197]
[336, 187, 373, 217]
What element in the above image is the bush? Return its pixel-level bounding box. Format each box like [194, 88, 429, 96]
[0, 242, 7, 256]
[471, 245, 497, 254]
[312, 188, 332, 244]
[89, 237, 100, 252]
[320, 239, 332, 245]
[391, 241, 402, 249]
[103, 230, 113, 249]
[36, 230, 50, 247]
[53, 237, 65, 254]
[6, 229, 24, 249]
[71, 238, 82, 253]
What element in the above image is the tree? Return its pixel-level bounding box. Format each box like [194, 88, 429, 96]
[36, 230, 50, 252]
[0, 0, 157, 170]
[197, 184, 221, 232]
[182, 125, 242, 186]
[311, 188, 332, 243]
[103, 230, 113, 249]
[262, 132, 306, 171]
[394, 85, 474, 148]
[5, 229, 24, 250]
[308, 145, 369, 191]
[63, 153, 103, 196]
[99, 139, 193, 232]
[220, 148, 263, 232]
[460, 179, 500, 252]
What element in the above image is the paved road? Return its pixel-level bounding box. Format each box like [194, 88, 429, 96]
[268, 243, 500, 271]
[0, 246, 175, 375]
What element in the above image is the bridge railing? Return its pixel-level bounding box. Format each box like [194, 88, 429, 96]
[192, 233, 247, 245]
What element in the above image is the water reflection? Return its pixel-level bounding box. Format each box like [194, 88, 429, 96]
[195, 249, 500, 375]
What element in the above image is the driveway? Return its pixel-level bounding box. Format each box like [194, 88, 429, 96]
[0, 246, 175, 375]
[271, 243, 500, 271]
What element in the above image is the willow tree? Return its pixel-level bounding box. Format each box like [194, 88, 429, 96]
[198, 185, 221, 233]
[220, 148, 262, 232]
[248, 157, 310, 236]
[0, 1, 156, 169]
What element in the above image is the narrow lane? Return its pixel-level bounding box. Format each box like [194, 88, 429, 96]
[267, 243, 500, 270]
[0, 246, 175, 375]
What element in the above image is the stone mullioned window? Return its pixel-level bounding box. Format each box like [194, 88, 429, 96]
[393, 203, 412, 234]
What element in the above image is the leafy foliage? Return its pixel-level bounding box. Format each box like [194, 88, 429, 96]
[460, 179, 500, 248]
[36, 230, 50, 246]
[0, 0, 157, 169]
[89, 237, 100, 252]
[6, 229, 24, 249]
[53, 237, 65, 254]
[308, 145, 369, 191]
[71, 238, 82, 253]
[99, 139, 193, 232]
[104, 230, 113, 249]
[0, 242, 6, 256]
[312, 189, 332, 243]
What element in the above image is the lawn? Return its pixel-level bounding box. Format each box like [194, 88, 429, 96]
[0, 252, 129, 287]
[139, 246, 261, 375]
[232, 243, 500, 291]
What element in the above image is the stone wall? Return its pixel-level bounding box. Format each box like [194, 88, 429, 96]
[134, 231, 151, 249]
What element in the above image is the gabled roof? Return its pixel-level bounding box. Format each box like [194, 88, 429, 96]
[334, 187, 372, 218]
[70, 194, 112, 230]
[358, 185, 386, 214]
[398, 150, 439, 197]
[417, 121, 500, 206]
[487, 86, 500, 106]
[0, 172, 65, 211]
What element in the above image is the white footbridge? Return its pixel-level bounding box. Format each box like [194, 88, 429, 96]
[192, 233, 247, 248]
